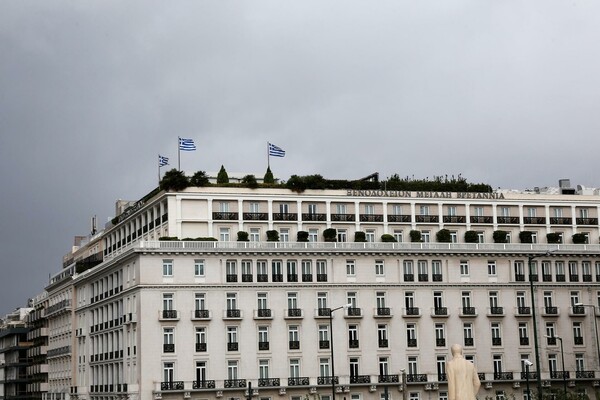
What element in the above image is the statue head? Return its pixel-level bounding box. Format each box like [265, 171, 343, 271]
[451, 343, 463, 357]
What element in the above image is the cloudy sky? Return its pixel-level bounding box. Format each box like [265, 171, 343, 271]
[1, 1, 599, 315]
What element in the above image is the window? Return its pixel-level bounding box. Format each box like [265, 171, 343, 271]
[250, 228, 260, 242]
[226, 293, 238, 310]
[219, 202, 230, 213]
[257, 292, 268, 311]
[477, 231, 484, 243]
[461, 292, 472, 309]
[226, 260, 237, 281]
[317, 292, 328, 310]
[350, 358, 359, 380]
[432, 260, 442, 280]
[527, 207, 536, 218]
[392, 204, 402, 215]
[518, 323, 528, 345]
[249, 202, 259, 213]
[376, 292, 387, 309]
[433, 291, 444, 310]
[500, 207, 510, 217]
[460, 261, 469, 276]
[163, 362, 175, 383]
[280, 203, 289, 214]
[257, 260, 268, 278]
[195, 361, 207, 383]
[227, 360, 238, 380]
[258, 326, 269, 350]
[347, 292, 358, 308]
[194, 259, 205, 277]
[489, 291, 500, 312]
[491, 323, 502, 345]
[308, 229, 318, 242]
[227, 326, 238, 351]
[163, 259, 173, 277]
[408, 356, 418, 374]
[259, 359, 270, 379]
[289, 359, 300, 378]
[516, 291, 527, 311]
[219, 227, 230, 242]
[514, 261, 524, 279]
[405, 291, 415, 309]
[287, 292, 298, 310]
[378, 324, 388, 348]
[242, 260, 252, 280]
[545, 322, 556, 343]
[435, 323, 446, 346]
[163, 293, 174, 310]
[573, 322, 583, 345]
[319, 358, 330, 377]
[318, 325, 329, 349]
[570, 291, 580, 308]
[488, 261, 497, 276]
[280, 228, 289, 243]
[473, 207, 484, 217]
[393, 230, 403, 242]
[308, 204, 317, 215]
[447, 206, 457, 216]
[421, 231, 430, 243]
[346, 260, 356, 276]
[407, 323, 417, 347]
[375, 260, 385, 276]
[317, 260, 327, 280]
[366, 229, 376, 242]
[287, 260, 298, 282]
[404, 260, 414, 281]
[379, 357, 389, 376]
[195, 293, 206, 311]
[463, 323, 473, 346]
[437, 356, 447, 380]
[195, 327, 206, 350]
[420, 205, 429, 215]
[272, 260, 283, 281]
[336, 204, 347, 214]
[575, 354, 585, 372]
[163, 327, 174, 352]
[493, 354, 503, 374]
[288, 325, 299, 349]
[337, 229, 347, 242]
[418, 260, 428, 281]
[548, 354, 558, 373]
[348, 324, 359, 348]
[450, 231, 458, 243]
[301, 260, 312, 279]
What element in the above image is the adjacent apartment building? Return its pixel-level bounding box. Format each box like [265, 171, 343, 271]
[43, 183, 600, 400]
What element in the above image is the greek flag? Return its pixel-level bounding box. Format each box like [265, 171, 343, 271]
[159, 155, 169, 167]
[179, 137, 196, 151]
[268, 142, 285, 157]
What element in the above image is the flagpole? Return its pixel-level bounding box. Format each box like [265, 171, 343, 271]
[158, 154, 160, 185]
[178, 137, 181, 171]
[267, 142, 270, 169]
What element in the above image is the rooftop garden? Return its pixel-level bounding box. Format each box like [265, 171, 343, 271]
[158, 166, 493, 193]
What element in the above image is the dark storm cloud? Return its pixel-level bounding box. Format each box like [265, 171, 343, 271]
[1, 0, 599, 314]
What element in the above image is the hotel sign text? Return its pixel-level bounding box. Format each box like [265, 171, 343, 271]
[347, 190, 505, 200]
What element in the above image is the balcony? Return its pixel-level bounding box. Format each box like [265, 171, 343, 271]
[547, 336, 557, 345]
[460, 307, 477, 317]
[289, 340, 300, 350]
[543, 306, 559, 316]
[302, 274, 313, 282]
[379, 339, 389, 348]
[287, 274, 298, 282]
[515, 274, 525, 281]
[286, 308, 303, 319]
[571, 306, 585, 316]
[432, 274, 443, 282]
[404, 307, 420, 317]
[550, 371, 570, 380]
[193, 380, 216, 389]
[406, 374, 428, 383]
[349, 339, 359, 348]
[464, 337, 474, 347]
[432, 307, 448, 317]
[570, 274, 579, 282]
[418, 274, 428, 282]
[255, 309, 272, 319]
[331, 213, 355, 222]
[317, 308, 331, 317]
[350, 375, 371, 384]
[163, 343, 175, 353]
[549, 217, 572, 225]
[494, 372, 513, 381]
[302, 213, 326, 221]
[243, 212, 268, 221]
[257, 274, 268, 282]
[224, 379, 247, 388]
[317, 376, 338, 385]
[443, 216, 466, 223]
[542, 274, 552, 282]
[488, 307, 504, 316]
[226, 274, 238, 282]
[497, 216, 519, 224]
[346, 307, 362, 318]
[319, 340, 330, 349]
[272, 274, 283, 282]
[360, 214, 384, 222]
[160, 310, 179, 320]
[242, 274, 253, 282]
[524, 216, 546, 224]
[288, 377, 310, 386]
[387, 214, 411, 223]
[470, 216, 493, 223]
[574, 336, 584, 345]
[195, 342, 207, 352]
[161, 381, 184, 390]
[521, 371, 537, 380]
[273, 213, 297, 221]
[517, 306, 531, 316]
[375, 307, 392, 317]
[492, 337, 502, 346]
[438, 373, 447, 382]
[193, 309, 210, 319]
[378, 374, 399, 383]
[576, 217, 598, 225]
[407, 338, 417, 347]
[404, 274, 414, 282]
[224, 309, 242, 319]
[258, 341, 269, 351]
[583, 274, 593, 282]
[556, 274, 566, 282]
[575, 371, 596, 378]
[317, 274, 328, 282]
[212, 212, 239, 221]
[227, 342, 239, 351]
[258, 378, 280, 387]
[519, 337, 529, 345]
[416, 215, 439, 223]
[436, 338, 446, 347]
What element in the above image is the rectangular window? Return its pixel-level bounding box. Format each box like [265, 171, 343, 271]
[393, 230, 403, 242]
[163, 293, 174, 310]
[317, 292, 328, 310]
[227, 360, 238, 380]
[163, 362, 174, 383]
[319, 358, 330, 377]
[219, 202, 230, 213]
[195, 293, 206, 310]
[366, 229, 376, 242]
[226, 293, 237, 310]
[250, 228, 260, 242]
[460, 261, 469, 276]
[337, 229, 347, 242]
[378, 357, 389, 376]
[289, 359, 300, 378]
[347, 292, 357, 308]
[375, 260, 385, 276]
[346, 260, 356, 276]
[259, 359, 269, 379]
[287, 292, 298, 309]
[308, 204, 317, 214]
[280, 228, 290, 243]
[194, 259, 205, 277]
[249, 202, 259, 213]
[308, 229, 318, 242]
[219, 227, 230, 242]
[488, 261, 497, 276]
[163, 259, 173, 277]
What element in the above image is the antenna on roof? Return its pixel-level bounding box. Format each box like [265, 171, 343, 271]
[91, 215, 97, 236]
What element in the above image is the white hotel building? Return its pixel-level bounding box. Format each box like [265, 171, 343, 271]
[47, 185, 600, 400]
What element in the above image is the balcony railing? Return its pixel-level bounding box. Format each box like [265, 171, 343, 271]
[317, 376, 338, 385]
[489, 307, 504, 315]
[542, 274, 552, 282]
[288, 377, 310, 386]
[576, 217, 598, 225]
[521, 371, 537, 380]
[243, 212, 268, 221]
[319, 340, 330, 349]
[287, 274, 298, 282]
[470, 216, 493, 223]
[258, 378, 280, 387]
[387, 214, 411, 222]
[550, 371, 570, 379]
[524, 217, 546, 224]
[258, 341, 269, 351]
[575, 371, 595, 378]
[194, 309, 210, 319]
[433, 307, 448, 316]
[547, 337, 557, 345]
[432, 274, 443, 282]
[161, 381, 184, 390]
[406, 374, 428, 383]
[360, 214, 384, 222]
[256, 309, 272, 318]
[516, 274, 525, 281]
[346, 307, 362, 317]
[331, 213, 355, 222]
[302, 273, 313, 282]
[404, 274, 414, 282]
[378, 374, 399, 383]
[226, 274, 238, 282]
[195, 342, 207, 352]
[287, 308, 302, 318]
[464, 337, 474, 346]
[350, 375, 371, 384]
[224, 379, 247, 388]
[193, 380, 216, 389]
[318, 308, 331, 317]
[416, 215, 439, 223]
[302, 213, 326, 221]
[289, 340, 300, 350]
[418, 274, 428, 282]
[517, 306, 531, 315]
[242, 274, 253, 282]
[227, 342, 238, 351]
[461, 307, 476, 316]
[494, 372, 513, 381]
[163, 343, 175, 353]
[520, 337, 529, 345]
[407, 338, 417, 347]
[443, 216, 466, 223]
[544, 306, 558, 315]
[436, 338, 446, 347]
[349, 339, 359, 348]
[273, 213, 297, 221]
[550, 217, 572, 225]
[438, 373, 447, 382]
[272, 274, 283, 282]
[376, 307, 391, 317]
[492, 337, 502, 346]
[257, 274, 268, 282]
[161, 310, 179, 319]
[404, 307, 420, 316]
[317, 274, 328, 282]
[574, 336, 584, 345]
[226, 309, 241, 318]
[572, 306, 585, 315]
[212, 212, 239, 220]
[379, 339, 389, 348]
[497, 216, 519, 224]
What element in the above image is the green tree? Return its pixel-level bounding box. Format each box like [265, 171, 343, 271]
[217, 165, 229, 184]
[323, 228, 337, 242]
[409, 230, 422, 242]
[436, 229, 452, 243]
[297, 231, 309, 242]
[264, 167, 275, 184]
[190, 171, 210, 187]
[242, 174, 258, 188]
[237, 231, 249, 241]
[464, 230, 479, 243]
[160, 169, 189, 191]
[381, 234, 397, 242]
[493, 230, 509, 243]
[354, 231, 367, 242]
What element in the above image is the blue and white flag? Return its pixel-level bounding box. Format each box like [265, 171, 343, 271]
[268, 142, 285, 157]
[179, 137, 196, 151]
[159, 155, 169, 167]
